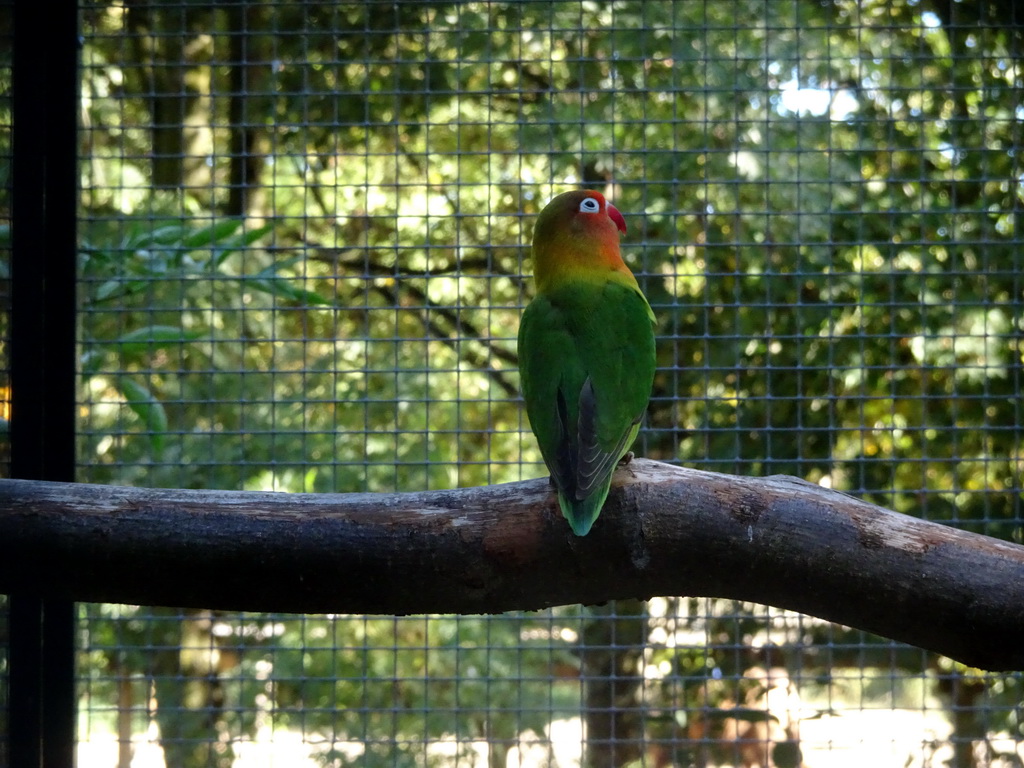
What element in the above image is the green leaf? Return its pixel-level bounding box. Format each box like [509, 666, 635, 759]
[114, 325, 203, 354]
[117, 378, 167, 457]
[253, 255, 304, 278]
[181, 219, 244, 249]
[209, 223, 274, 268]
[244, 256, 330, 304]
[124, 224, 194, 250]
[246, 278, 330, 306]
[89, 279, 148, 305]
[80, 349, 104, 377]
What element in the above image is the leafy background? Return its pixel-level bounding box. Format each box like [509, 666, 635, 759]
[6, 1, 1024, 767]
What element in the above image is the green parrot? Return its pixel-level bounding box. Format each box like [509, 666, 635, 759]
[517, 189, 657, 536]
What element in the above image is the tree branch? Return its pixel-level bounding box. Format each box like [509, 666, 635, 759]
[1, 459, 1022, 671]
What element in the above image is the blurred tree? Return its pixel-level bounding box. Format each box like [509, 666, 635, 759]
[73, 0, 1022, 766]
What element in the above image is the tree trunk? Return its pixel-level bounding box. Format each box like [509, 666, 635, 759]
[580, 600, 647, 768]
[225, 2, 267, 217]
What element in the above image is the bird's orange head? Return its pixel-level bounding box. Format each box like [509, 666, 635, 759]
[530, 189, 631, 292]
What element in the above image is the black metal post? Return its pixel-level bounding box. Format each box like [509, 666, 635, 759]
[9, 1, 80, 766]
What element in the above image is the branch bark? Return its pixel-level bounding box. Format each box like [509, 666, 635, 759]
[1, 459, 1022, 671]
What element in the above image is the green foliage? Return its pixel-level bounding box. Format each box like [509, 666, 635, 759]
[75, 1, 1023, 765]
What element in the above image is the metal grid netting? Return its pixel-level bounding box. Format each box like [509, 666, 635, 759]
[68, 1, 1024, 767]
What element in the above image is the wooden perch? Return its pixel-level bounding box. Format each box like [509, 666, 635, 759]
[0, 459, 1022, 671]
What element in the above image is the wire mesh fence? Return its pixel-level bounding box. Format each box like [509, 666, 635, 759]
[4, 0, 1024, 766]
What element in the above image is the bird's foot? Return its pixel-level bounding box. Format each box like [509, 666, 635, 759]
[618, 451, 637, 478]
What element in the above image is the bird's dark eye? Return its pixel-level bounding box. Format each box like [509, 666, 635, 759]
[579, 197, 600, 213]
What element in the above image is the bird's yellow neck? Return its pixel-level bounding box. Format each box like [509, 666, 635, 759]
[532, 230, 636, 294]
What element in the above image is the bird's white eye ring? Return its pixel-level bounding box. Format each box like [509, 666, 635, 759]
[579, 197, 600, 213]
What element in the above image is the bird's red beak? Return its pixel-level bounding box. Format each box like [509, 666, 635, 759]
[606, 202, 626, 234]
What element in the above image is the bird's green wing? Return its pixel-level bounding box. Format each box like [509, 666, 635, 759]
[571, 280, 656, 498]
[517, 293, 581, 495]
[518, 279, 655, 506]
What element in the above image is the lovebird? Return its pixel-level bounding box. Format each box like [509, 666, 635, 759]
[517, 190, 656, 536]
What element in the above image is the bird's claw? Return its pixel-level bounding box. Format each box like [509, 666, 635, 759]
[618, 451, 637, 477]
